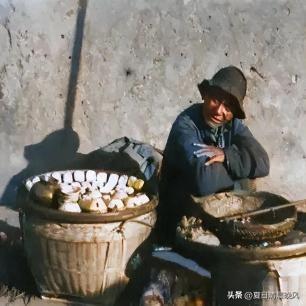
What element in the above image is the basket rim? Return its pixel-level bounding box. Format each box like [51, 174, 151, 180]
[24, 169, 158, 223]
[25, 196, 157, 224]
[191, 191, 297, 242]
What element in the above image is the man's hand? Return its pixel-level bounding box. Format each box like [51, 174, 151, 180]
[193, 143, 225, 166]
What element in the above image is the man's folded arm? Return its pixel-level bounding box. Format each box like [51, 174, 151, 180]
[169, 118, 234, 196]
[224, 122, 270, 179]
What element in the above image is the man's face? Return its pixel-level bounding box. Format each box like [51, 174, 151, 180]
[202, 89, 234, 127]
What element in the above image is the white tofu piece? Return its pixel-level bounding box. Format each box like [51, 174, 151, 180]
[71, 182, 81, 188]
[135, 193, 150, 206]
[80, 181, 93, 194]
[25, 180, 33, 191]
[60, 183, 75, 194]
[81, 181, 92, 188]
[115, 185, 135, 195]
[96, 172, 107, 184]
[100, 173, 119, 193]
[91, 190, 102, 199]
[91, 181, 100, 190]
[40, 173, 51, 182]
[32, 176, 40, 184]
[63, 171, 73, 183]
[51, 172, 62, 182]
[112, 191, 128, 200]
[108, 199, 125, 211]
[73, 170, 85, 182]
[118, 175, 128, 187]
[102, 194, 111, 204]
[123, 197, 137, 208]
[58, 202, 81, 213]
[86, 170, 96, 182]
[96, 182, 106, 190]
[126, 187, 135, 195]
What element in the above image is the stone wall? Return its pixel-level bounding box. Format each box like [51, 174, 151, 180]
[1, 0, 305, 205]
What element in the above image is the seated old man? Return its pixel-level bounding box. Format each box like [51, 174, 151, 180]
[158, 66, 270, 243]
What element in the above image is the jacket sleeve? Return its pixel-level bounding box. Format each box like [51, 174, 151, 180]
[223, 120, 270, 179]
[165, 115, 234, 196]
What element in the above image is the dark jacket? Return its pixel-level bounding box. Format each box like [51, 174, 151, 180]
[157, 104, 269, 242]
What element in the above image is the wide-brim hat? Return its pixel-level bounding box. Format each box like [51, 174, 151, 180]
[198, 66, 247, 119]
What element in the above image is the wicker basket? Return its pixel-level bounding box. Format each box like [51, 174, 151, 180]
[22, 209, 156, 304]
[191, 191, 297, 245]
[21, 170, 157, 305]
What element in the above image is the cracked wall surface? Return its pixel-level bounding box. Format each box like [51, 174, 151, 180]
[0, 0, 306, 205]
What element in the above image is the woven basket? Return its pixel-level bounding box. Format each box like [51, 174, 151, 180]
[21, 169, 157, 304]
[191, 191, 297, 245]
[22, 209, 156, 304]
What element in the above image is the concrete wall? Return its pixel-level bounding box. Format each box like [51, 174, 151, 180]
[0, 0, 306, 206]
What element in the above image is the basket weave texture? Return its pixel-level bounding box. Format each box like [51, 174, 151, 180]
[191, 191, 296, 244]
[22, 210, 156, 304]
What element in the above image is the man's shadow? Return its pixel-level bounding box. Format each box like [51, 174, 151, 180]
[0, 128, 86, 296]
[1, 128, 84, 210]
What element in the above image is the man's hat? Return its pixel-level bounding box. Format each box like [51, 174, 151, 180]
[198, 66, 247, 119]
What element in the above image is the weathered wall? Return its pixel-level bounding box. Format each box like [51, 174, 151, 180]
[0, 0, 306, 206]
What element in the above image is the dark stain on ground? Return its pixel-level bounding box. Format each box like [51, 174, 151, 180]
[61, 34, 65, 39]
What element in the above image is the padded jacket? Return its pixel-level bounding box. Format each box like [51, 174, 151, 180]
[161, 103, 269, 196]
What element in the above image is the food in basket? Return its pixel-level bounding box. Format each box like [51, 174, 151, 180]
[57, 184, 81, 204]
[58, 202, 82, 213]
[29, 180, 59, 207]
[99, 173, 119, 193]
[96, 172, 107, 183]
[73, 170, 85, 182]
[51, 172, 62, 182]
[26, 170, 151, 214]
[112, 190, 129, 200]
[63, 171, 73, 183]
[79, 197, 108, 213]
[86, 170, 96, 182]
[127, 176, 145, 191]
[135, 193, 150, 206]
[177, 216, 220, 246]
[118, 175, 129, 188]
[108, 199, 125, 211]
